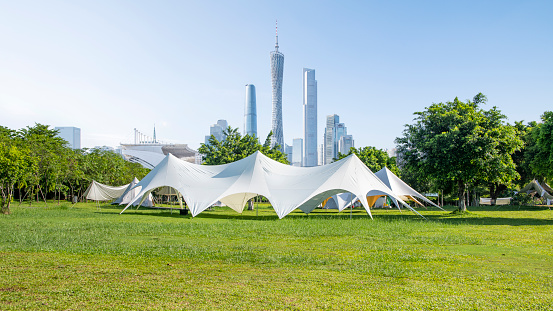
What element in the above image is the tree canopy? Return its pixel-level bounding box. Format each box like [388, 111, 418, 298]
[198, 127, 289, 165]
[0, 124, 149, 213]
[334, 146, 399, 176]
[395, 94, 523, 211]
[528, 111, 553, 182]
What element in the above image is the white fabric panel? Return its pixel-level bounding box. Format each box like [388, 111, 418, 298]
[375, 167, 444, 210]
[121, 151, 422, 219]
[122, 149, 166, 169]
[113, 177, 154, 207]
[84, 180, 129, 201]
[320, 193, 357, 211]
[219, 192, 257, 213]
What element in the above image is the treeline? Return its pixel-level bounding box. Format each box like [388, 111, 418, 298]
[0, 124, 149, 213]
[337, 94, 552, 210]
[395, 93, 551, 210]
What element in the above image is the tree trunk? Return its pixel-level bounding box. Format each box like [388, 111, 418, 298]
[247, 199, 254, 211]
[2, 186, 12, 214]
[458, 181, 466, 212]
[39, 185, 47, 206]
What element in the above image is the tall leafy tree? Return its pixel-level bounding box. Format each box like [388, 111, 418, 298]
[0, 130, 37, 213]
[529, 111, 553, 182]
[334, 146, 399, 176]
[512, 121, 538, 187]
[198, 127, 289, 165]
[396, 94, 523, 211]
[17, 124, 67, 204]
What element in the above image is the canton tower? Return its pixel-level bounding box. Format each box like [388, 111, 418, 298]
[270, 21, 284, 150]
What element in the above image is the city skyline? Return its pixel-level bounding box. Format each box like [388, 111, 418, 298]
[1, 1, 551, 151]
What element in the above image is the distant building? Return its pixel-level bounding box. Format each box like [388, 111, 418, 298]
[323, 115, 339, 164]
[55, 127, 81, 149]
[292, 138, 303, 167]
[303, 68, 317, 167]
[318, 144, 324, 166]
[270, 22, 284, 151]
[323, 115, 352, 164]
[205, 119, 228, 144]
[244, 84, 257, 138]
[195, 153, 204, 165]
[119, 127, 198, 169]
[338, 135, 354, 155]
[94, 146, 115, 152]
[386, 148, 397, 157]
[284, 144, 293, 164]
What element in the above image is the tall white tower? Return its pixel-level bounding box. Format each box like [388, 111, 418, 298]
[270, 20, 284, 151]
[302, 68, 317, 166]
[244, 84, 257, 138]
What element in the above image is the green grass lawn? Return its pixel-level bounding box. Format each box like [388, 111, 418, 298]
[1, 202, 552, 310]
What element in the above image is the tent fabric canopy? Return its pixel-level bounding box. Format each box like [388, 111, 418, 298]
[113, 177, 154, 207]
[374, 167, 444, 211]
[323, 192, 357, 210]
[84, 180, 129, 201]
[121, 151, 422, 219]
[520, 179, 553, 205]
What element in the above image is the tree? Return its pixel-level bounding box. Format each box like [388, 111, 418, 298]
[198, 127, 289, 165]
[396, 94, 523, 211]
[17, 124, 68, 204]
[512, 121, 538, 187]
[529, 111, 553, 182]
[0, 135, 37, 214]
[334, 146, 400, 176]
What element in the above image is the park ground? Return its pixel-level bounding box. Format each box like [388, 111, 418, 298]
[1, 202, 552, 310]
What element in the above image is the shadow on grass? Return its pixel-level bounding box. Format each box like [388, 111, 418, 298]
[96, 203, 553, 226]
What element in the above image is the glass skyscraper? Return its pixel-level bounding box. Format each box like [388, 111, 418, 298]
[323, 115, 351, 164]
[244, 84, 257, 138]
[292, 138, 303, 167]
[324, 115, 339, 165]
[302, 68, 317, 167]
[270, 22, 284, 151]
[204, 119, 228, 145]
[55, 126, 81, 150]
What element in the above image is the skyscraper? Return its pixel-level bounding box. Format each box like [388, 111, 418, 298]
[244, 84, 257, 138]
[323, 115, 351, 164]
[324, 115, 339, 165]
[270, 21, 284, 150]
[204, 119, 228, 144]
[302, 68, 317, 167]
[339, 135, 354, 154]
[284, 144, 293, 164]
[55, 127, 81, 149]
[292, 138, 303, 167]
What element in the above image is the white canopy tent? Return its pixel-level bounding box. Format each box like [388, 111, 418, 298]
[121, 151, 424, 219]
[520, 179, 553, 205]
[323, 192, 357, 210]
[84, 180, 129, 201]
[374, 167, 444, 211]
[113, 177, 154, 207]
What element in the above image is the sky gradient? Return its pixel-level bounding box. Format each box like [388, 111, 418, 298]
[1, 0, 552, 151]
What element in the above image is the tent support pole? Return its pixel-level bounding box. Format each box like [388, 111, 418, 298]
[256, 196, 258, 217]
[350, 193, 353, 219]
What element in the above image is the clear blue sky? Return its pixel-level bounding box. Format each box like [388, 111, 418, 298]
[1, 0, 552, 150]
